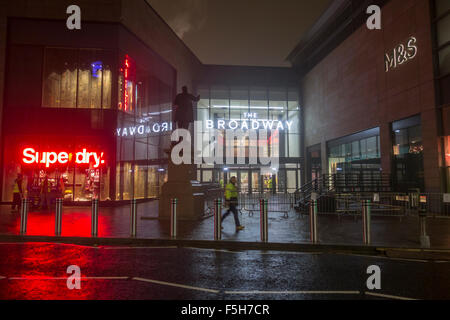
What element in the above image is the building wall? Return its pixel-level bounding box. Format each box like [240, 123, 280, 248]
[302, 0, 440, 191]
[0, 0, 202, 160]
[0, 0, 202, 202]
[120, 0, 202, 92]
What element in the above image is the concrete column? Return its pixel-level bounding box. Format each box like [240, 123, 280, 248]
[421, 109, 442, 192]
[321, 141, 328, 174]
[379, 122, 392, 175]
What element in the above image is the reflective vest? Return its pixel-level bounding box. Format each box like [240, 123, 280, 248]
[225, 182, 238, 200]
[41, 179, 50, 193]
[13, 180, 20, 193]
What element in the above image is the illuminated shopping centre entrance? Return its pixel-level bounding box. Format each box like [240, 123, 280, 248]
[197, 165, 302, 194]
[195, 84, 302, 193]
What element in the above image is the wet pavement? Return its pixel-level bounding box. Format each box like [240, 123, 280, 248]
[0, 242, 449, 300]
[1, 201, 450, 248]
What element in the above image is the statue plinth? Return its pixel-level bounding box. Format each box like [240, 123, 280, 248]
[159, 147, 204, 220]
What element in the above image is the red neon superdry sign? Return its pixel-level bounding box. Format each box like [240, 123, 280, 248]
[22, 148, 106, 168]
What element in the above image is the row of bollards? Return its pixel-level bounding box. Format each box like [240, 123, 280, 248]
[16, 197, 364, 243]
[17, 197, 138, 238]
[18, 196, 430, 247]
[16, 197, 163, 239]
[309, 199, 371, 245]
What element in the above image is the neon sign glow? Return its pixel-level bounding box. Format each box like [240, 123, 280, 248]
[119, 55, 134, 112]
[22, 148, 106, 168]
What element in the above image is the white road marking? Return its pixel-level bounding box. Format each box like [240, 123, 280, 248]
[80, 276, 129, 280]
[101, 246, 177, 250]
[365, 291, 418, 300]
[340, 253, 429, 263]
[0, 242, 100, 249]
[184, 247, 216, 252]
[132, 277, 220, 293]
[8, 276, 129, 280]
[224, 290, 360, 295]
[184, 247, 322, 255]
[0, 276, 6, 280]
[0, 242, 30, 245]
[257, 251, 323, 255]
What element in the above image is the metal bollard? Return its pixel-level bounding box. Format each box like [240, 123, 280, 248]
[419, 201, 430, 248]
[91, 198, 99, 237]
[20, 198, 29, 235]
[362, 200, 371, 245]
[170, 198, 177, 238]
[260, 199, 268, 242]
[310, 199, 318, 243]
[130, 199, 137, 238]
[214, 199, 222, 240]
[55, 198, 63, 236]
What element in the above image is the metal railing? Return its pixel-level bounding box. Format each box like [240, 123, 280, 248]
[240, 193, 295, 218]
[12, 191, 449, 247]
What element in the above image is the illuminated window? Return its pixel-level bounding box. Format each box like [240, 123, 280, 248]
[444, 136, 450, 167]
[42, 48, 112, 109]
[392, 116, 424, 190]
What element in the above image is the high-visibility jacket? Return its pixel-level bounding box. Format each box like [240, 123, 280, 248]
[41, 179, 50, 193]
[225, 182, 238, 200]
[13, 180, 21, 193]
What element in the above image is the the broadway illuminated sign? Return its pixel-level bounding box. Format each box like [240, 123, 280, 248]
[116, 119, 294, 137]
[385, 36, 417, 72]
[116, 122, 172, 137]
[22, 148, 106, 168]
[205, 119, 293, 131]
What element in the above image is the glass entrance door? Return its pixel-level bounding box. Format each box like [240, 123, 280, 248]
[240, 171, 249, 193]
[251, 170, 260, 193]
[262, 173, 274, 193]
[286, 170, 297, 193]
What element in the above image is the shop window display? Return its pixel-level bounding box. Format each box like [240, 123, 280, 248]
[392, 117, 424, 191]
[43, 48, 112, 109]
[327, 131, 381, 175]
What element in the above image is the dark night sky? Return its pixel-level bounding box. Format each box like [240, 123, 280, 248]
[146, 0, 332, 67]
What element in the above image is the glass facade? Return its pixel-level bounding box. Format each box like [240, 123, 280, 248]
[197, 85, 300, 157]
[435, 0, 450, 76]
[43, 48, 113, 109]
[392, 116, 424, 191]
[115, 52, 173, 200]
[196, 85, 302, 193]
[2, 135, 110, 203]
[4, 41, 174, 202]
[443, 136, 450, 192]
[327, 129, 381, 176]
[434, 0, 450, 105]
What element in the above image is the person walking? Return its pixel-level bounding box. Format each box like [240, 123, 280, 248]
[40, 175, 50, 210]
[222, 176, 245, 231]
[11, 173, 23, 212]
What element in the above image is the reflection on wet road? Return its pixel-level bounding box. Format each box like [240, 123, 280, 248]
[0, 242, 449, 300]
